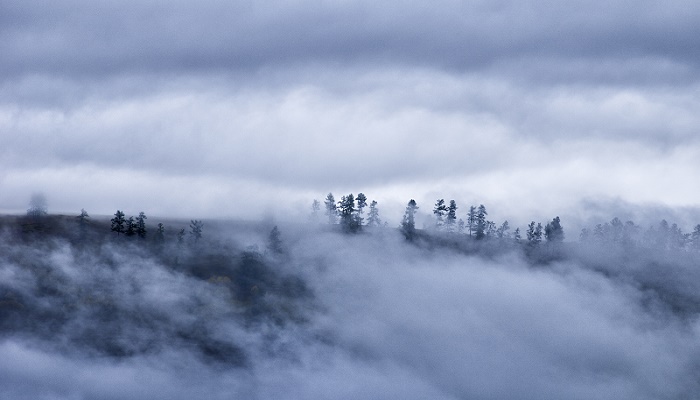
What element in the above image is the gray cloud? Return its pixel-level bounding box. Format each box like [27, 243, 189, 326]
[2, 1, 700, 84]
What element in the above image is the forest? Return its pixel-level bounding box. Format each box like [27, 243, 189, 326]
[2, 192, 700, 399]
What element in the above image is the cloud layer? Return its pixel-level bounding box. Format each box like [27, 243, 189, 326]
[2, 0, 700, 226]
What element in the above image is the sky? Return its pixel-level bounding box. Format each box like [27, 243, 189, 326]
[2, 0, 700, 231]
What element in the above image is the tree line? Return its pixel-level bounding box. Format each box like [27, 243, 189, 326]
[312, 193, 564, 245]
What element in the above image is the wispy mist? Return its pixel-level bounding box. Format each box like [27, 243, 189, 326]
[2, 216, 700, 399]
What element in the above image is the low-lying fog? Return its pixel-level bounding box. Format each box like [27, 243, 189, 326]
[1, 219, 699, 399]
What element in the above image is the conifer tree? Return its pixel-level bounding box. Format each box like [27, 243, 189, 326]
[136, 211, 147, 239]
[401, 199, 419, 239]
[267, 225, 284, 255]
[190, 220, 203, 243]
[466, 206, 477, 237]
[177, 228, 185, 244]
[311, 199, 321, 223]
[496, 220, 510, 239]
[338, 194, 359, 232]
[111, 210, 125, 236]
[356, 193, 368, 224]
[544, 216, 564, 243]
[526, 221, 542, 244]
[367, 200, 382, 227]
[324, 193, 337, 224]
[155, 223, 165, 242]
[475, 204, 488, 240]
[125, 216, 136, 237]
[446, 200, 458, 232]
[692, 224, 700, 250]
[433, 199, 447, 229]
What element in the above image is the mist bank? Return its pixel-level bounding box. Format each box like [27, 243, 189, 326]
[1, 215, 700, 399]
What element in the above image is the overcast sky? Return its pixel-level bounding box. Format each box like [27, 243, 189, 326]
[2, 0, 700, 229]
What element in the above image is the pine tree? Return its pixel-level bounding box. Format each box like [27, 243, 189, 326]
[324, 193, 337, 224]
[526, 221, 542, 244]
[111, 210, 125, 236]
[433, 199, 447, 229]
[466, 206, 477, 237]
[136, 211, 147, 239]
[475, 204, 488, 240]
[177, 228, 185, 244]
[125, 216, 136, 237]
[692, 224, 700, 250]
[338, 194, 359, 232]
[190, 220, 203, 243]
[367, 200, 382, 227]
[401, 199, 419, 239]
[496, 220, 510, 239]
[544, 216, 564, 243]
[513, 227, 521, 242]
[311, 199, 321, 223]
[155, 223, 165, 242]
[446, 200, 458, 232]
[267, 225, 284, 255]
[356, 193, 368, 226]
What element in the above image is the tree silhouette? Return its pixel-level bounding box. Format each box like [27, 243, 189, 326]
[475, 205, 488, 240]
[324, 193, 337, 224]
[267, 226, 283, 255]
[338, 194, 359, 233]
[446, 200, 458, 232]
[111, 210, 125, 236]
[544, 216, 564, 243]
[401, 199, 419, 239]
[190, 220, 203, 243]
[367, 200, 382, 227]
[433, 199, 447, 229]
[136, 212, 147, 239]
[125, 217, 136, 237]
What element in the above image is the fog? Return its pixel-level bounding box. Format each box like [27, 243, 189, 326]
[1, 215, 699, 400]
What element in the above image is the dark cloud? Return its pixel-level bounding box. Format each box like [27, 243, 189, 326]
[2, 1, 700, 84]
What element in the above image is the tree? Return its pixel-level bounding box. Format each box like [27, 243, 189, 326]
[356, 193, 368, 226]
[401, 199, 419, 239]
[496, 220, 510, 239]
[526, 221, 542, 244]
[111, 210, 125, 236]
[136, 212, 147, 239]
[155, 223, 165, 242]
[267, 225, 283, 255]
[475, 204, 488, 240]
[446, 200, 458, 232]
[125, 216, 136, 237]
[692, 224, 700, 250]
[338, 193, 359, 233]
[27, 193, 48, 217]
[513, 227, 521, 242]
[433, 199, 447, 229]
[466, 206, 477, 237]
[367, 200, 382, 227]
[368, 200, 378, 226]
[77, 209, 89, 226]
[544, 216, 564, 243]
[311, 199, 321, 223]
[177, 228, 186, 244]
[324, 193, 337, 224]
[579, 228, 591, 242]
[190, 220, 203, 243]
